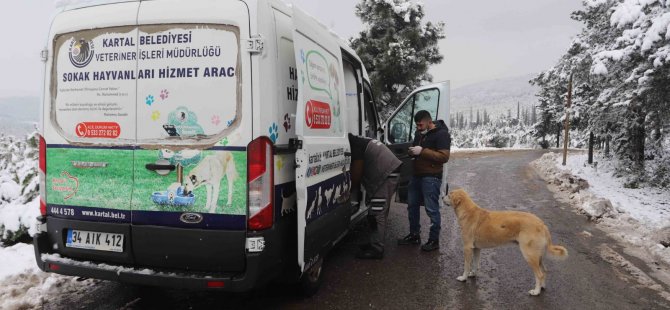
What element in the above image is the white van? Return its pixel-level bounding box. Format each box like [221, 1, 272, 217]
[34, 0, 450, 294]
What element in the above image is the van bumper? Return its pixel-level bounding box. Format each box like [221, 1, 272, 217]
[33, 231, 278, 292]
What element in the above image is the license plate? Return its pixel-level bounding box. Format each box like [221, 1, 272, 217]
[66, 229, 124, 252]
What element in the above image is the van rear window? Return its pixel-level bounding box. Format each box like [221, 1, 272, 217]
[52, 26, 137, 142]
[51, 24, 242, 144]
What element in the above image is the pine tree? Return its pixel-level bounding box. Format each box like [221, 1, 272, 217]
[350, 0, 445, 119]
[517, 102, 520, 120]
[531, 105, 537, 125]
[535, 0, 670, 186]
[469, 106, 473, 129]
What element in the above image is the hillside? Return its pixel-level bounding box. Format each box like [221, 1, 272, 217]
[450, 74, 538, 120]
[0, 97, 39, 137]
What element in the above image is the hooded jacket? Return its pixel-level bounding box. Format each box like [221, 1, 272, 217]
[348, 134, 402, 195]
[410, 120, 451, 176]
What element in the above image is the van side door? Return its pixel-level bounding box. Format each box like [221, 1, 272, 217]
[384, 82, 450, 202]
[292, 8, 351, 273]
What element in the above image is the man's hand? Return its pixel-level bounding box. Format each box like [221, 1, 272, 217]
[408, 146, 423, 156]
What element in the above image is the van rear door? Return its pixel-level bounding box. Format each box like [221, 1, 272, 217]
[292, 8, 351, 272]
[131, 0, 250, 272]
[44, 2, 139, 264]
[384, 82, 450, 202]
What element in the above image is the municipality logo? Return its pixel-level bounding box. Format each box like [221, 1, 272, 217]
[68, 38, 94, 68]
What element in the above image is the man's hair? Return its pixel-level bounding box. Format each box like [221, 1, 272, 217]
[414, 110, 432, 122]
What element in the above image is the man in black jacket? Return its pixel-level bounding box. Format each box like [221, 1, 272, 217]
[348, 133, 402, 259]
[397, 110, 451, 251]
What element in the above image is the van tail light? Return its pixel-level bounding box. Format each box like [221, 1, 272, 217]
[39, 134, 47, 216]
[247, 136, 274, 231]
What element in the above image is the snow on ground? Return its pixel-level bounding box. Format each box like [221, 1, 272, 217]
[1, 148, 668, 306]
[531, 152, 670, 267]
[451, 146, 536, 153]
[0, 243, 36, 279]
[0, 243, 95, 310]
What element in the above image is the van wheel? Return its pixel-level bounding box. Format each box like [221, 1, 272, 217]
[299, 257, 323, 297]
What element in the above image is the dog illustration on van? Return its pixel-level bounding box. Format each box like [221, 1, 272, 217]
[184, 151, 239, 213]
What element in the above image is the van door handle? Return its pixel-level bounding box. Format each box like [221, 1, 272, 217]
[145, 163, 176, 171]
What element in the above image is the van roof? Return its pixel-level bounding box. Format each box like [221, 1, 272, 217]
[56, 0, 138, 11]
[56, 0, 370, 80]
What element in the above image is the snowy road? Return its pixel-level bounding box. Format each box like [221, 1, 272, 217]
[38, 150, 670, 309]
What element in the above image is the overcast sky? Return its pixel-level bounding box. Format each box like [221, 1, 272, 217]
[0, 0, 582, 97]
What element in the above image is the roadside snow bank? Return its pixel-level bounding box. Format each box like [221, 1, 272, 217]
[0, 243, 94, 310]
[0, 243, 36, 279]
[531, 152, 670, 266]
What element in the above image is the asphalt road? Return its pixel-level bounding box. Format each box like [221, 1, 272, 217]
[44, 150, 670, 309]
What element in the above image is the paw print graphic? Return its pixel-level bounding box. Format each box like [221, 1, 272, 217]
[151, 110, 160, 121]
[212, 115, 221, 126]
[145, 95, 155, 106]
[268, 123, 279, 144]
[160, 89, 169, 100]
[222, 137, 229, 146]
[283, 113, 291, 132]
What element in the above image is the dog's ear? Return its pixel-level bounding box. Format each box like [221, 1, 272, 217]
[450, 190, 463, 206]
[442, 194, 451, 206]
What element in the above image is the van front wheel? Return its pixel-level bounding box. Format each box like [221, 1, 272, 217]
[299, 257, 323, 297]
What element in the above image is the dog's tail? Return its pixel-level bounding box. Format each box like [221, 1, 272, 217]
[545, 227, 568, 260]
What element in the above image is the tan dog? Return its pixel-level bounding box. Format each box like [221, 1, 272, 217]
[446, 189, 568, 296]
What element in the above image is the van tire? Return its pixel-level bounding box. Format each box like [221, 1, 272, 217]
[299, 257, 323, 297]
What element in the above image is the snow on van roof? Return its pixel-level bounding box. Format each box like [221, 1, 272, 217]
[54, 0, 136, 9]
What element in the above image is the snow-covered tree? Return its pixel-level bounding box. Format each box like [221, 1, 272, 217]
[0, 132, 39, 244]
[350, 0, 445, 119]
[535, 0, 670, 187]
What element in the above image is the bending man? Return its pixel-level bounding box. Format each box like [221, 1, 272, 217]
[348, 133, 402, 259]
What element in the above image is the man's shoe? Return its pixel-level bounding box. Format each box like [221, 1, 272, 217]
[397, 233, 421, 245]
[355, 248, 384, 259]
[421, 240, 439, 252]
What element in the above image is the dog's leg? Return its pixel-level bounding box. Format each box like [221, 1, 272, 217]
[457, 246, 474, 282]
[210, 183, 220, 213]
[469, 248, 481, 278]
[205, 184, 215, 213]
[540, 256, 547, 289]
[521, 244, 545, 296]
[225, 157, 237, 207]
[226, 175, 234, 207]
[204, 184, 212, 212]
